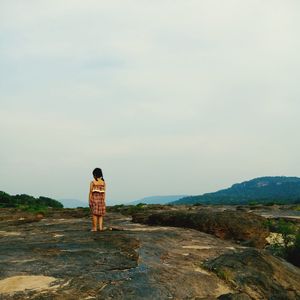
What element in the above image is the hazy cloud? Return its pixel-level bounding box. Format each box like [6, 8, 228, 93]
[1, 1, 300, 204]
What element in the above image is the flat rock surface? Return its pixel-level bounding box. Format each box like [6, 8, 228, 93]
[0, 210, 240, 300]
[0, 208, 299, 300]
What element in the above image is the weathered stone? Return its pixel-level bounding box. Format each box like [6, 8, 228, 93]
[0, 208, 299, 300]
[204, 248, 300, 300]
[133, 209, 269, 248]
[0, 209, 235, 299]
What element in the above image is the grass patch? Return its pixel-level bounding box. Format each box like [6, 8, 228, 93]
[17, 204, 49, 215]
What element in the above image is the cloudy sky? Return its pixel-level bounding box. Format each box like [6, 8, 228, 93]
[1, 1, 300, 205]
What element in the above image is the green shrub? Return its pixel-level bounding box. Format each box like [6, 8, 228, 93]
[291, 205, 300, 211]
[265, 218, 300, 266]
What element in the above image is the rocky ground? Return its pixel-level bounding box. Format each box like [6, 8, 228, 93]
[0, 207, 299, 300]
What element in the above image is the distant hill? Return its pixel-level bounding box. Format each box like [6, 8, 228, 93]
[59, 199, 88, 208]
[171, 176, 300, 205]
[0, 191, 63, 208]
[128, 195, 189, 205]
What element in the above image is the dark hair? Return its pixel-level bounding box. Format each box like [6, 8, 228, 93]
[92, 168, 104, 181]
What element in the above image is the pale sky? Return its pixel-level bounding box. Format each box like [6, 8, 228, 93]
[1, 1, 300, 205]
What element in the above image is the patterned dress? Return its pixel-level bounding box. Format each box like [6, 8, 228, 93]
[89, 179, 106, 216]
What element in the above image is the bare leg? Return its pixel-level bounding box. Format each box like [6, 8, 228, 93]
[98, 216, 103, 231]
[92, 215, 97, 231]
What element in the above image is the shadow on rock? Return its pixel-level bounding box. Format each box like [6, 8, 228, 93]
[132, 209, 269, 248]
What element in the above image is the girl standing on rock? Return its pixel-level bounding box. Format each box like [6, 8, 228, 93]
[89, 168, 106, 232]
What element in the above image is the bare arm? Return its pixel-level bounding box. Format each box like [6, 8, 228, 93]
[104, 181, 106, 203]
[89, 182, 93, 207]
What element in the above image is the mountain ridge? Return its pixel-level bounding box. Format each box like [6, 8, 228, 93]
[128, 195, 189, 205]
[171, 176, 300, 205]
[59, 199, 87, 208]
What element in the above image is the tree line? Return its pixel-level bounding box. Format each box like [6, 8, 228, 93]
[0, 191, 63, 209]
